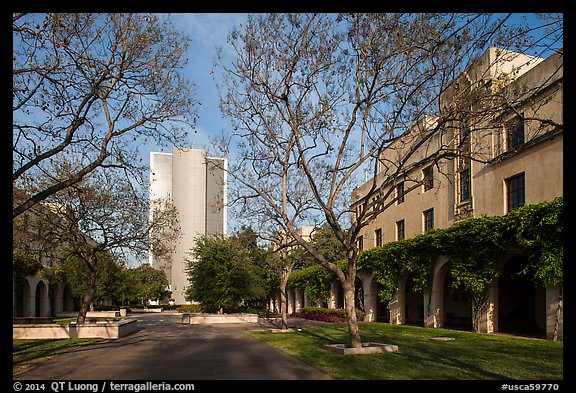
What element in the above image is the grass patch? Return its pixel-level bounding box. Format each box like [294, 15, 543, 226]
[51, 317, 76, 325]
[13, 339, 102, 374]
[247, 323, 563, 380]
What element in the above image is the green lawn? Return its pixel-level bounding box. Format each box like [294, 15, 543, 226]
[247, 323, 563, 380]
[13, 339, 101, 374]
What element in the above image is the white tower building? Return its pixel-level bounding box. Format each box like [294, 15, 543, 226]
[149, 147, 227, 304]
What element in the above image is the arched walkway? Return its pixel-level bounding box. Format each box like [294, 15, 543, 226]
[13, 278, 31, 317]
[375, 282, 390, 323]
[428, 256, 472, 330]
[35, 280, 50, 317]
[443, 273, 472, 330]
[14, 276, 80, 318]
[274, 253, 562, 339]
[497, 256, 546, 337]
[404, 275, 424, 326]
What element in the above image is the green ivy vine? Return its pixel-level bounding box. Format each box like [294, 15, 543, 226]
[360, 197, 563, 300]
[289, 197, 563, 302]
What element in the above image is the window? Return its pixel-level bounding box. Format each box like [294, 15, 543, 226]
[357, 235, 364, 251]
[396, 220, 405, 241]
[506, 116, 525, 151]
[459, 168, 471, 202]
[506, 173, 525, 212]
[459, 124, 471, 154]
[423, 208, 434, 232]
[493, 127, 505, 157]
[356, 204, 364, 218]
[423, 166, 434, 192]
[396, 182, 404, 204]
[375, 228, 382, 247]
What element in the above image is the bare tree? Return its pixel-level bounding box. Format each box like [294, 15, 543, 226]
[17, 166, 180, 324]
[213, 13, 562, 348]
[13, 13, 197, 218]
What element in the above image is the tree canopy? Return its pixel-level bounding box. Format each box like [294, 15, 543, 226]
[13, 13, 197, 218]
[186, 230, 269, 312]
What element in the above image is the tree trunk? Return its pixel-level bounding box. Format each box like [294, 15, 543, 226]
[279, 273, 290, 330]
[342, 278, 362, 348]
[77, 263, 97, 324]
[553, 286, 562, 341]
[471, 290, 488, 333]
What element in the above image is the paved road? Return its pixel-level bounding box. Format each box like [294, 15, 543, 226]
[14, 313, 333, 380]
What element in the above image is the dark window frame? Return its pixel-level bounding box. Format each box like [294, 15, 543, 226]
[375, 228, 382, 247]
[423, 208, 434, 232]
[506, 173, 525, 212]
[423, 166, 434, 192]
[396, 219, 405, 241]
[506, 115, 525, 151]
[459, 168, 471, 202]
[396, 182, 404, 204]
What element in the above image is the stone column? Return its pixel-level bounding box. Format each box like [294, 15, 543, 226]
[294, 288, 303, 312]
[328, 281, 339, 309]
[25, 276, 38, 317]
[52, 282, 65, 316]
[38, 280, 51, 317]
[426, 256, 450, 328]
[303, 291, 311, 308]
[389, 288, 402, 325]
[476, 282, 498, 334]
[359, 272, 377, 322]
[287, 289, 295, 315]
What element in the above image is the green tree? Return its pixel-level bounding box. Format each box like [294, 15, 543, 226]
[13, 13, 197, 219]
[61, 251, 125, 306]
[186, 232, 267, 313]
[22, 167, 179, 323]
[125, 264, 170, 305]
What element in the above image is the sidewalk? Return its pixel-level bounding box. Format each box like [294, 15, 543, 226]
[13, 313, 334, 381]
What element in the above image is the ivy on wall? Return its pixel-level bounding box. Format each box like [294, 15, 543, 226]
[361, 196, 563, 300]
[13, 251, 44, 280]
[289, 197, 563, 302]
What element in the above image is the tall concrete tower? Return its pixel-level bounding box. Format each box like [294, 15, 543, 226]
[149, 147, 227, 304]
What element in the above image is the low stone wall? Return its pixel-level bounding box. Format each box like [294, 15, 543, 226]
[13, 319, 138, 339]
[86, 311, 121, 318]
[130, 308, 163, 313]
[182, 313, 259, 324]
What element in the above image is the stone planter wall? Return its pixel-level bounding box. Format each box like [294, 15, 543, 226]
[182, 313, 258, 324]
[13, 319, 138, 339]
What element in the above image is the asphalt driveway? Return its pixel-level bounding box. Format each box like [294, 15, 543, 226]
[13, 312, 333, 381]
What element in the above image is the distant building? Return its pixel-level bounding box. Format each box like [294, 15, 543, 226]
[149, 147, 227, 304]
[13, 189, 83, 318]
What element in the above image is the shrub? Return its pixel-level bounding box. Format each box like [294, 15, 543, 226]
[291, 307, 365, 322]
[176, 304, 202, 313]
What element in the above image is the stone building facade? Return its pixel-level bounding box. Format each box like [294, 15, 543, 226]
[275, 48, 563, 339]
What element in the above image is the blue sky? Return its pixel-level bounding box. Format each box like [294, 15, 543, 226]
[148, 13, 251, 155]
[145, 12, 561, 158]
[131, 12, 562, 264]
